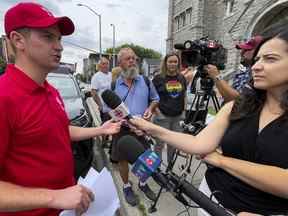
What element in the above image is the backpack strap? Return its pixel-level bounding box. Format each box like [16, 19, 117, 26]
[142, 75, 150, 97]
[111, 80, 116, 91]
[111, 75, 152, 103]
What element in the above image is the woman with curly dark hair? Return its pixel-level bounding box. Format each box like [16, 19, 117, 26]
[130, 24, 288, 215]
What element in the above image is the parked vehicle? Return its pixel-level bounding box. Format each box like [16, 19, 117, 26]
[47, 69, 93, 179]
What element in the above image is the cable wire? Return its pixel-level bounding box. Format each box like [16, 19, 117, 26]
[62, 40, 98, 53]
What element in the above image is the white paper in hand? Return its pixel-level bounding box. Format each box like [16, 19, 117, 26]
[59, 167, 119, 216]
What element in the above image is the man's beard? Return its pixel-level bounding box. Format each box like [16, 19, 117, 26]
[121, 66, 139, 79]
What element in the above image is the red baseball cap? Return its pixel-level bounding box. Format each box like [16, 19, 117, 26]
[5, 2, 75, 38]
[235, 36, 263, 50]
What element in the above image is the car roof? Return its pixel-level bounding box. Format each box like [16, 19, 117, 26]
[48, 72, 71, 78]
[48, 66, 73, 77]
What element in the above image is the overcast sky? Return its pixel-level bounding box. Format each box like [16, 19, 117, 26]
[0, 0, 169, 73]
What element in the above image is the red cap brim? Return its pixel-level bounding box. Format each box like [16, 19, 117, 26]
[56, 17, 75, 35]
[235, 43, 253, 50]
[25, 16, 74, 35]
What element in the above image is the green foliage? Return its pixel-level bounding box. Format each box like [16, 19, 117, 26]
[105, 43, 161, 60]
[208, 106, 217, 115]
[0, 57, 7, 75]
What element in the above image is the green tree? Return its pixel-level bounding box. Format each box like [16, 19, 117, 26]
[105, 43, 161, 60]
[0, 57, 7, 75]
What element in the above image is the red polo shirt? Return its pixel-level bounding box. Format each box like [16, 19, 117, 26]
[0, 65, 75, 216]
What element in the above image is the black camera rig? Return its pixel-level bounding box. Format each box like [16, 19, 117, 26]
[170, 37, 224, 175]
[174, 36, 225, 132]
[175, 36, 226, 72]
[175, 36, 226, 93]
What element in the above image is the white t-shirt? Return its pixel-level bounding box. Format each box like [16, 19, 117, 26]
[91, 71, 112, 113]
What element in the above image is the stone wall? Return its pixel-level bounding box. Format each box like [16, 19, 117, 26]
[167, 0, 288, 78]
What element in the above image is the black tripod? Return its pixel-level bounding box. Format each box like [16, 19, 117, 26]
[168, 68, 221, 174]
[148, 68, 222, 213]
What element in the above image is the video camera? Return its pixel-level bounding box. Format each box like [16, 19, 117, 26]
[174, 37, 226, 71]
[175, 37, 223, 133]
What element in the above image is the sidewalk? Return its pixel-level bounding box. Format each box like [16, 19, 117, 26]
[86, 98, 206, 216]
[110, 149, 207, 216]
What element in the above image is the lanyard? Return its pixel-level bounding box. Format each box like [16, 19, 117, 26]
[122, 79, 134, 102]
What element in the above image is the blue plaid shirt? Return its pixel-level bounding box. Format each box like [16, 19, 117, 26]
[232, 65, 251, 93]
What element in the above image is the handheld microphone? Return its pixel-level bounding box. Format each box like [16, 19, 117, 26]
[101, 89, 153, 141]
[117, 135, 232, 216]
[117, 135, 168, 187]
[101, 89, 132, 121]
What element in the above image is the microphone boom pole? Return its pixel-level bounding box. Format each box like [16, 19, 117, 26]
[168, 173, 233, 216]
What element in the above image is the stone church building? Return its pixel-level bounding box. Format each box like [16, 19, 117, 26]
[166, 0, 288, 78]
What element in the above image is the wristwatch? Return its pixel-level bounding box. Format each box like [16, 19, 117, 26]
[215, 74, 224, 81]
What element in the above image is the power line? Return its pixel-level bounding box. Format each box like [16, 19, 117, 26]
[62, 40, 98, 53]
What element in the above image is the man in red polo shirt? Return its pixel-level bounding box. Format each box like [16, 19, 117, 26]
[0, 2, 121, 216]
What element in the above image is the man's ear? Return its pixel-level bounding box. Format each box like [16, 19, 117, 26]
[9, 31, 26, 51]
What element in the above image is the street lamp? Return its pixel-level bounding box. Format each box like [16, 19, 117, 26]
[77, 3, 102, 58]
[110, 23, 116, 68]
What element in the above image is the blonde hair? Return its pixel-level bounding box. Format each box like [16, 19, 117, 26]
[98, 57, 109, 64]
[111, 66, 122, 82]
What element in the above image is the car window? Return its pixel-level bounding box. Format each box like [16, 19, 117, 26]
[47, 76, 79, 98]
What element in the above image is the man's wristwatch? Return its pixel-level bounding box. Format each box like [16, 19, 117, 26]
[215, 74, 224, 81]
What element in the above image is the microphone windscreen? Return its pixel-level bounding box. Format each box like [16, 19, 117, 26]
[117, 135, 145, 164]
[101, 90, 122, 109]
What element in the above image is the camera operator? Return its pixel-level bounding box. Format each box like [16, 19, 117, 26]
[175, 39, 227, 129]
[130, 24, 288, 215]
[205, 36, 262, 103]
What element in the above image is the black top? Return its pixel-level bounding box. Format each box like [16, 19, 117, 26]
[206, 110, 288, 215]
[153, 74, 186, 116]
